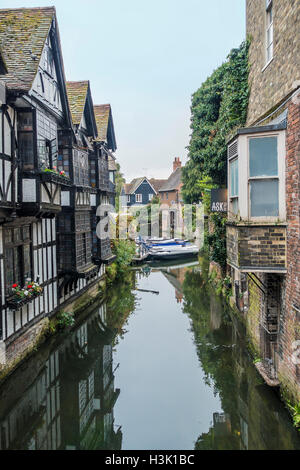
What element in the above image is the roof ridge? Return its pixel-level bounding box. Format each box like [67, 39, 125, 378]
[0, 6, 56, 11]
[67, 80, 89, 84]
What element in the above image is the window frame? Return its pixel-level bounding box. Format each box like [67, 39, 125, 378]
[265, 0, 273, 65]
[4, 226, 33, 295]
[247, 133, 280, 221]
[228, 140, 239, 218]
[135, 194, 142, 203]
[149, 194, 154, 202]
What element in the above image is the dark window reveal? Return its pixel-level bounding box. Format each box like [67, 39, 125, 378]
[4, 226, 32, 294]
[18, 112, 34, 170]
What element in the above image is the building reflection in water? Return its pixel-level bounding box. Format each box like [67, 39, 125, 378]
[162, 262, 300, 451]
[0, 301, 122, 450]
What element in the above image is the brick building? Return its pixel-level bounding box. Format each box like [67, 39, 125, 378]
[226, 0, 300, 402]
[158, 158, 183, 207]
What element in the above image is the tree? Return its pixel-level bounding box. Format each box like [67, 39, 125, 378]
[182, 40, 249, 204]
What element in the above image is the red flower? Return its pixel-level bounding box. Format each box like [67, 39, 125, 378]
[12, 284, 18, 288]
[27, 285, 33, 289]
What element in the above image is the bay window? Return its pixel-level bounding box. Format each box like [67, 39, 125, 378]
[249, 136, 279, 217]
[227, 127, 285, 223]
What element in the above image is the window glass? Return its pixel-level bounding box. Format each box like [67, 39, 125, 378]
[249, 137, 277, 177]
[230, 159, 239, 197]
[250, 179, 279, 217]
[19, 133, 34, 170]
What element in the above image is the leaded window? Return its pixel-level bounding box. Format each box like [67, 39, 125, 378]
[75, 213, 92, 268]
[18, 112, 34, 170]
[73, 149, 89, 186]
[36, 110, 58, 170]
[4, 226, 32, 294]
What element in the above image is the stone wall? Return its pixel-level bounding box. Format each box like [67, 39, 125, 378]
[246, 0, 300, 125]
[227, 224, 287, 270]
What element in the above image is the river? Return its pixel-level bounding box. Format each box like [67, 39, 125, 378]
[0, 260, 299, 450]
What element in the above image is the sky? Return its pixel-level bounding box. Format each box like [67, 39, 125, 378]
[4, 0, 246, 182]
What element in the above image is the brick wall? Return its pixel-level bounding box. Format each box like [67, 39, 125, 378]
[278, 96, 300, 401]
[246, 0, 300, 125]
[227, 225, 287, 270]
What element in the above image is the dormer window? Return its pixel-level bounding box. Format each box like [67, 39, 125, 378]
[266, 0, 273, 64]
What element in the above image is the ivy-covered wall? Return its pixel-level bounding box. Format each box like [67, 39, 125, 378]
[182, 40, 249, 203]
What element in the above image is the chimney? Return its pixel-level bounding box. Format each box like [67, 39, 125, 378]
[173, 157, 182, 172]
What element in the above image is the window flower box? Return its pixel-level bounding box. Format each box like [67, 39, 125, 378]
[7, 282, 43, 310]
[40, 169, 72, 187]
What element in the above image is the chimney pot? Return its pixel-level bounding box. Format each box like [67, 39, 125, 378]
[173, 157, 182, 172]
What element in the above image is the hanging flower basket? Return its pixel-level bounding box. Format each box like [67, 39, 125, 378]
[7, 282, 43, 310]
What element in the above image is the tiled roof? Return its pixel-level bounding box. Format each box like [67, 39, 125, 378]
[94, 104, 111, 142]
[0, 7, 55, 91]
[66, 81, 89, 125]
[123, 183, 132, 194]
[108, 155, 117, 171]
[159, 167, 182, 192]
[149, 178, 167, 193]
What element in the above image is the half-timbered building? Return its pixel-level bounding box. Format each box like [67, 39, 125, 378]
[0, 7, 73, 361]
[0, 7, 118, 369]
[92, 105, 117, 265]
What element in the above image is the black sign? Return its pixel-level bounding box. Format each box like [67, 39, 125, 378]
[211, 189, 228, 213]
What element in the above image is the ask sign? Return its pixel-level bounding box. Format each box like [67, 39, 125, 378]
[211, 189, 228, 213]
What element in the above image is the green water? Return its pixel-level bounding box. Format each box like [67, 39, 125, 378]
[0, 262, 299, 450]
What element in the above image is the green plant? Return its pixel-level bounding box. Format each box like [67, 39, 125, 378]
[253, 358, 262, 365]
[287, 402, 300, 430]
[57, 311, 75, 329]
[182, 39, 249, 203]
[206, 213, 227, 271]
[112, 239, 136, 280]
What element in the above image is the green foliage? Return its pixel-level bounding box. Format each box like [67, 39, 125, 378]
[182, 40, 249, 203]
[57, 311, 75, 329]
[287, 401, 300, 430]
[111, 239, 136, 280]
[206, 214, 227, 270]
[115, 163, 125, 212]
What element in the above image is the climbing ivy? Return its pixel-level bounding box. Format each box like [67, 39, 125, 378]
[182, 40, 250, 203]
[206, 213, 227, 271]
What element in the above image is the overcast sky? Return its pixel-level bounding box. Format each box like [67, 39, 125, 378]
[6, 0, 245, 182]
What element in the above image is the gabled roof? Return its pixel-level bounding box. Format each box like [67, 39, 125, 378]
[159, 167, 182, 192]
[66, 80, 97, 137]
[66, 81, 89, 125]
[124, 177, 157, 195]
[0, 7, 55, 91]
[94, 104, 117, 152]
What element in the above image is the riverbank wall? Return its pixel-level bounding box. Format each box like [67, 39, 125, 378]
[0, 275, 107, 382]
[207, 252, 300, 431]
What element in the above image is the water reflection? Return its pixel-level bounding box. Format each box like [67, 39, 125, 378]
[0, 262, 299, 450]
[0, 302, 123, 450]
